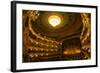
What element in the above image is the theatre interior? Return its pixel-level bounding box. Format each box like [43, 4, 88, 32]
[22, 10, 91, 62]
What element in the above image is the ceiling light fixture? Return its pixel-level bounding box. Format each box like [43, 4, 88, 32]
[48, 15, 61, 27]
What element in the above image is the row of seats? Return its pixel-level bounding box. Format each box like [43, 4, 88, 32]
[29, 37, 59, 49]
[27, 46, 59, 53]
[29, 52, 60, 58]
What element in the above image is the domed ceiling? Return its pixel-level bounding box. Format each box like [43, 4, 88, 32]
[31, 11, 83, 41]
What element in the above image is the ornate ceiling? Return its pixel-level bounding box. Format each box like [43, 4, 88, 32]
[31, 11, 82, 41]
